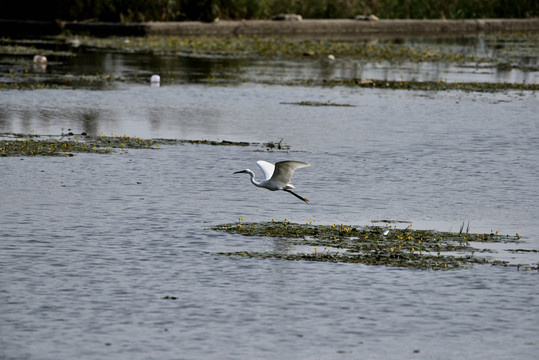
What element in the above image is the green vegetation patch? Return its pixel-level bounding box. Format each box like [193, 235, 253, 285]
[1, 133, 290, 157]
[284, 78, 539, 92]
[71, 35, 486, 62]
[213, 220, 537, 270]
[0, 133, 158, 156]
[69, 33, 539, 69]
[0, 73, 119, 91]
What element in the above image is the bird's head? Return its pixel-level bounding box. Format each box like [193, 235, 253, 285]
[233, 169, 250, 174]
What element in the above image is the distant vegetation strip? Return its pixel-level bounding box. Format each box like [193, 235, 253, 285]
[2, 33, 537, 92]
[66, 34, 538, 63]
[1, 0, 537, 22]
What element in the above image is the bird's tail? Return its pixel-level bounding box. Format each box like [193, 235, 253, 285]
[285, 189, 309, 204]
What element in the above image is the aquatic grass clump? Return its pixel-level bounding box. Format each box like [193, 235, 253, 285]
[0, 133, 157, 157]
[0, 72, 120, 91]
[0, 132, 292, 157]
[176, 138, 290, 151]
[279, 78, 539, 92]
[70, 35, 486, 63]
[1, 137, 107, 157]
[280, 101, 355, 107]
[213, 220, 534, 270]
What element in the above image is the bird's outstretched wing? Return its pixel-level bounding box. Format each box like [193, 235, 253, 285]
[257, 160, 275, 180]
[271, 161, 310, 185]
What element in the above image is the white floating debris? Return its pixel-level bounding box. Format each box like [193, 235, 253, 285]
[33, 55, 47, 63]
[151, 74, 160, 87]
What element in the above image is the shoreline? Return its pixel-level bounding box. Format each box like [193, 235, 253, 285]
[1, 18, 539, 38]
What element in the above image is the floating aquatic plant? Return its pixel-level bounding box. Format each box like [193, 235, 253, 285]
[276, 78, 539, 92]
[213, 220, 536, 271]
[280, 101, 355, 107]
[0, 133, 155, 156]
[0, 132, 291, 157]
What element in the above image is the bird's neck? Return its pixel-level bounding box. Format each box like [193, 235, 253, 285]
[248, 170, 262, 187]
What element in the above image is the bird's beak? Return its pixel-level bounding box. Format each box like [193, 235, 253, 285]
[233, 170, 245, 174]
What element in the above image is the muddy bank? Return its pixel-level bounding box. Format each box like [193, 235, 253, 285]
[2, 18, 539, 38]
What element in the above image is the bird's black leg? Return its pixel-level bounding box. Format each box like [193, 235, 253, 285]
[284, 189, 309, 204]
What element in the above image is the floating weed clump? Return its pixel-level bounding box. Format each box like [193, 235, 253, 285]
[279, 78, 539, 92]
[0, 72, 120, 91]
[0, 133, 157, 157]
[280, 101, 355, 107]
[0, 132, 291, 157]
[213, 221, 536, 271]
[176, 138, 290, 151]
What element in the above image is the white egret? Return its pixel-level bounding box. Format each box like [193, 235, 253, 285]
[234, 160, 310, 203]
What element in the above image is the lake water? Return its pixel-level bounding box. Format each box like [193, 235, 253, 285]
[1, 38, 539, 359]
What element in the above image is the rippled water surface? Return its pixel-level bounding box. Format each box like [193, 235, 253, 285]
[1, 44, 539, 360]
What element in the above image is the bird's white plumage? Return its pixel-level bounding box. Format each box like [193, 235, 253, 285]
[256, 160, 275, 181]
[268, 160, 310, 188]
[234, 160, 310, 203]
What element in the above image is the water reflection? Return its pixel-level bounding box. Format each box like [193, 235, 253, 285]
[76, 52, 251, 84]
[0, 84, 232, 136]
[2, 34, 537, 90]
[62, 48, 537, 86]
[79, 109, 100, 135]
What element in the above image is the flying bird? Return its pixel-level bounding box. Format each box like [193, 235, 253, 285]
[234, 160, 310, 203]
